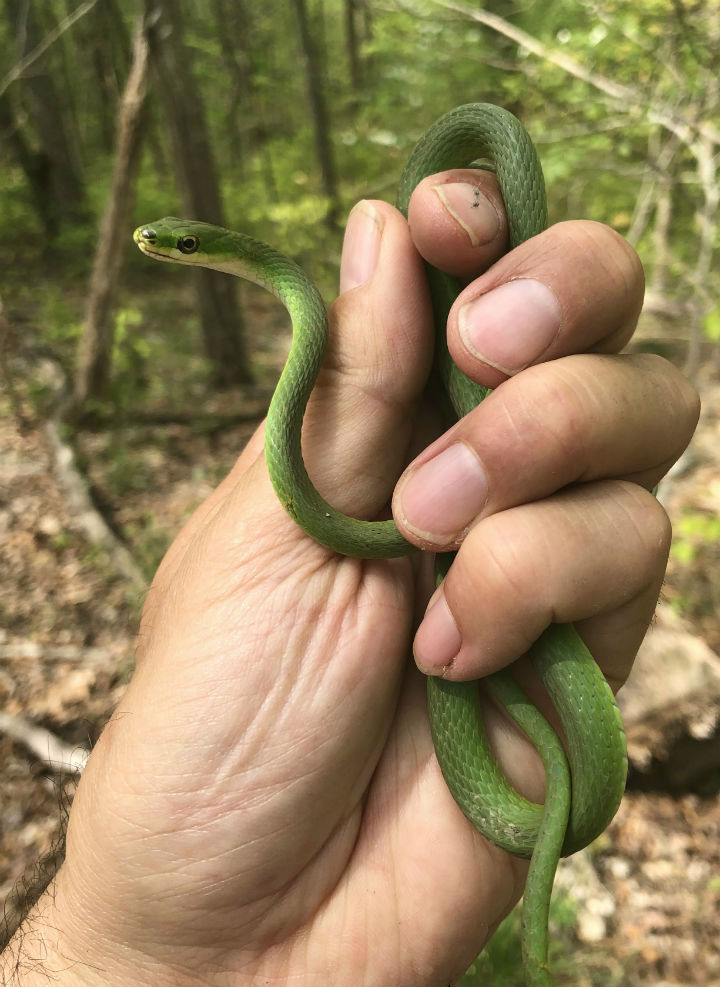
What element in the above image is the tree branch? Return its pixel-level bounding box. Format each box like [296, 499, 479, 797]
[0, 712, 89, 775]
[423, 0, 720, 149]
[0, 0, 100, 100]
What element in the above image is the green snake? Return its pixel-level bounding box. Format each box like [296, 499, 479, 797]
[134, 103, 627, 987]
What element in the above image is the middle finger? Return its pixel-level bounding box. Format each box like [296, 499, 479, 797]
[446, 220, 645, 390]
[393, 352, 698, 550]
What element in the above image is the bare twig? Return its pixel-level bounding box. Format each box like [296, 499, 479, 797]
[44, 417, 148, 591]
[626, 129, 680, 247]
[0, 642, 116, 663]
[419, 0, 719, 376]
[0, 712, 89, 775]
[423, 0, 720, 147]
[0, 0, 100, 100]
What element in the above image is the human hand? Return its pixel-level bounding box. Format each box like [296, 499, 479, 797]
[3, 172, 698, 987]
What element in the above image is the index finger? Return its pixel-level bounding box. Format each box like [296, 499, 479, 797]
[407, 168, 510, 280]
[445, 220, 645, 390]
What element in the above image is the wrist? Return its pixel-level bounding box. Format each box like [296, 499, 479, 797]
[1, 882, 84, 987]
[1, 876, 159, 987]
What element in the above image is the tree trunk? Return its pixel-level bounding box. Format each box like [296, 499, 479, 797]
[0, 92, 58, 238]
[650, 186, 672, 298]
[72, 18, 150, 410]
[345, 0, 362, 90]
[211, 0, 253, 168]
[3, 0, 88, 233]
[86, 0, 132, 152]
[145, 0, 252, 387]
[290, 0, 340, 230]
[210, 0, 278, 201]
[684, 129, 718, 379]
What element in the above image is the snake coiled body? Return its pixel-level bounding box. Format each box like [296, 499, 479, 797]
[134, 103, 628, 987]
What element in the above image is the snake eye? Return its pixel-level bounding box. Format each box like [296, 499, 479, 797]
[177, 234, 199, 254]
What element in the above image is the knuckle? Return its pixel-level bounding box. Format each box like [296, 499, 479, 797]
[499, 362, 590, 466]
[562, 220, 645, 300]
[547, 222, 645, 348]
[646, 353, 701, 459]
[614, 480, 672, 568]
[645, 497, 673, 562]
[656, 355, 701, 433]
[464, 514, 545, 617]
[677, 374, 702, 430]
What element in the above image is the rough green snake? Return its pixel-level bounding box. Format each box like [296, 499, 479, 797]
[134, 103, 627, 987]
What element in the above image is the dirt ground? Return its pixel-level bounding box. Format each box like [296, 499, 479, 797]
[1, 321, 719, 985]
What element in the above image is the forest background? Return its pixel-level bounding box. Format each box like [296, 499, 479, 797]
[1, 1, 719, 985]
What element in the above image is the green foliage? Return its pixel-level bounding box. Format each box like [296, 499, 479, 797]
[459, 891, 588, 987]
[1, 0, 715, 305]
[108, 305, 148, 407]
[459, 905, 528, 987]
[703, 306, 720, 343]
[113, 511, 171, 581]
[671, 511, 720, 567]
[103, 444, 155, 497]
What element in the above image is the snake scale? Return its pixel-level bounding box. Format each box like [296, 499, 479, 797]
[134, 103, 628, 987]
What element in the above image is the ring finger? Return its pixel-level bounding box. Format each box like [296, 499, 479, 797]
[412, 479, 671, 683]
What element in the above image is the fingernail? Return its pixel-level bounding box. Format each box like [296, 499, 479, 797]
[434, 182, 500, 246]
[414, 591, 461, 674]
[459, 278, 562, 375]
[339, 201, 383, 293]
[397, 442, 488, 541]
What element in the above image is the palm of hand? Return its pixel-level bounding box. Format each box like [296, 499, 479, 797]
[65, 450, 502, 983]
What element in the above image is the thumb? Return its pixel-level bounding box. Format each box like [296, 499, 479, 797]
[301, 200, 434, 520]
[151, 200, 435, 600]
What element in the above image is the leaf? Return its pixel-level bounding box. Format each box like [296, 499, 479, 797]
[703, 306, 720, 342]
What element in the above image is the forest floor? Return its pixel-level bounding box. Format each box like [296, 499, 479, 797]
[1, 291, 719, 986]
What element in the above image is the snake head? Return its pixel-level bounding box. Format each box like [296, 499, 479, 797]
[133, 217, 210, 264]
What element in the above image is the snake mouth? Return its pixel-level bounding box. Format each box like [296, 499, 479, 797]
[133, 233, 197, 265]
[135, 243, 177, 263]
[133, 228, 168, 262]
[133, 225, 203, 267]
